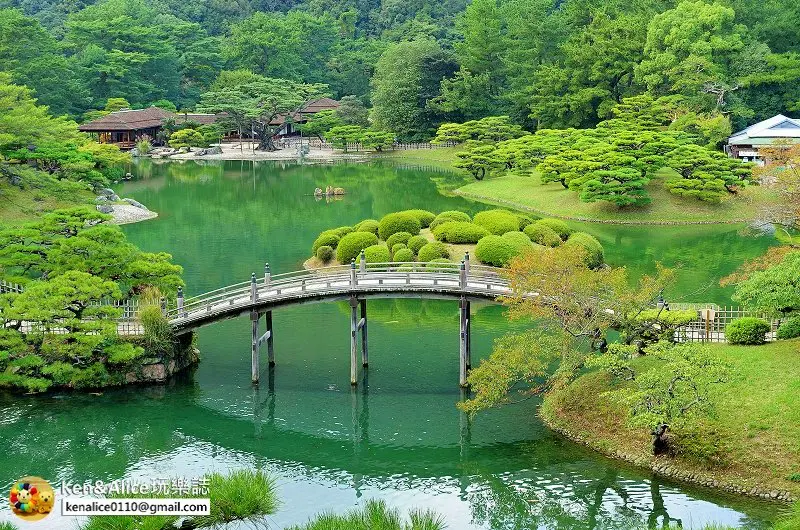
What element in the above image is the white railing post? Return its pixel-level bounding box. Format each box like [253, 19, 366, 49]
[350, 259, 357, 286]
[463, 252, 470, 277]
[264, 262, 271, 287]
[359, 250, 366, 273]
[250, 273, 257, 302]
[460, 260, 466, 290]
[177, 287, 185, 318]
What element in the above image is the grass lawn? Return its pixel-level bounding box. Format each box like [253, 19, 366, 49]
[456, 170, 779, 224]
[0, 180, 93, 226]
[541, 340, 800, 500]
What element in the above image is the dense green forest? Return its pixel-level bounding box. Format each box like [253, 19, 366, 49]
[1, 0, 799, 139]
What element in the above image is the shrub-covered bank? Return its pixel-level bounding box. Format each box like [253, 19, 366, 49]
[540, 340, 800, 502]
[305, 208, 604, 269]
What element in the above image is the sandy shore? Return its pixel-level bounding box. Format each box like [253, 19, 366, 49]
[169, 142, 372, 162]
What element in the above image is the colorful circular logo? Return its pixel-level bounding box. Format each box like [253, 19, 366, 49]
[9, 477, 55, 521]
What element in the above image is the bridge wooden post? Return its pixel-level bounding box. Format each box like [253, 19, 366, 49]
[349, 296, 359, 386]
[464, 252, 470, 276]
[360, 299, 368, 367]
[459, 296, 471, 387]
[250, 272, 257, 301]
[350, 259, 357, 286]
[466, 300, 471, 370]
[177, 287, 185, 318]
[459, 260, 467, 290]
[359, 251, 366, 274]
[264, 263, 271, 287]
[266, 311, 274, 366]
[160, 297, 167, 317]
[251, 310, 260, 384]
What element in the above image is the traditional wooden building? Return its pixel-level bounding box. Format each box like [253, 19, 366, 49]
[78, 107, 174, 149]
[271, 97, 340, 137]
[726, 114, 800, 164]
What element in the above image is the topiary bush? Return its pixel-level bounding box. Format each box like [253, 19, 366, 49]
[364, 244, 390, 263]
[336, 232, 379, 264]
[316, 245, 334, 263]
[524, 223, 562, 247]
[407, 235, 428, 254]
[517, 214, 534, 229]
[501, 231, 534, 253]
[400, 209, 436, 228]
[330, 226, 354, 238]
[426, 258, 456, 271]
[355, 219, 379, 235]
[378, 212, 421, 240]
[391, 243, 407, 256]
[386, 231, 413, 249]
[535, 218, 573, 240]
[432, 222, 490, 243]
[564, 232, 604, 268]
[430, 210, 471, 230]
[473, 209, 522, 235]
[312, 231, 341, 254]
[418, 242, 449, 262]
[475, 235, 518, 267]
[777, 316, 800, 340]
[726, 317, 771, 345]
[393, 247, 415, 262]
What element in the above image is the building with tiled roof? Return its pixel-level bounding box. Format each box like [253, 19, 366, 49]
[726, 114, 800, 163]
[271, 98, 340, 136]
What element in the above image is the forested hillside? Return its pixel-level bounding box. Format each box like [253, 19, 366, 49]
[1, 0, 799, 139]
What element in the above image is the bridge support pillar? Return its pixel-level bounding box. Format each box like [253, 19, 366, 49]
[350, 297, 359, 385]
[459, 296, 471, 387]
[251, 310, 260, 384]
[360, 299, 368, 367]
[266, 311, 274, 366]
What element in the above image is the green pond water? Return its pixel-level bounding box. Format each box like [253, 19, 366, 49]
[0, 160, 784, 529]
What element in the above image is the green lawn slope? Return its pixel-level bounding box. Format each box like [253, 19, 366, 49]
[541, 340, 800, 501]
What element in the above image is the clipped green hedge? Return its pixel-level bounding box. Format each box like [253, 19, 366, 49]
[430, 210, 471, 230]
[316, 245, 334, 263]
[330, 226, 354, 238]
[393, 247, 415, 262]
[473, 209, 521, 235]
[517, 214, 534, 229]
[535, 218, 573, 240]
[386, 231, 413, 249]
[336, 232, 379, 263]
[407, 235, 428, 254]
[475, 235, 518, 267]
[432, 221, 490, 243]
[391, 243, 407, 255]
[354, 219, 379, 235]
[312, 232, 340, 254]
[400, 209, 436, 228]
[726, 317, 771, 345]
[426, 258, 455, 271]
[524, 223, 562, 247]
[418, 242, 449, 262]
[501, 231, 534, 252]
[777, 316, 800, 340]
[364, 244, 390, 263]
[564, 232, 604, 268]
[378, 212, 421, 240]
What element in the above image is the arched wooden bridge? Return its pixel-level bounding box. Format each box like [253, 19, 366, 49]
[169, 255, 510, 387]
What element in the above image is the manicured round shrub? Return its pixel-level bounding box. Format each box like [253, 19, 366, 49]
[330, 226, 354, 237]
[502, 231, 534, 253]
[400, 209, 436, 228]
[418, 242, 449, 262]
[726, 317, 771, 345]
[312, 231, 340, 254]
[407, 235, 428, 254]
[535, 218, 573, 240]
[776, 316, 800, 340]
[432, 222, 490, 243]
[393, 247, 415, 262]
[473, 209, 521, 235]
[316, 245, 334, 263]
[524, 223, 562, 247]
[430, 210, 471, 230]
[391, 242, 407, 255]
[475, 235, 518, 267]
[364, 244, 390, 264]
[564, 232, 604, 268]
[378, 212, 421, 240]
[517, 214, 534, 229]
[336, 231, 379, 264]
[355, 219, 379, 235]
[386, 231, 413, 249]
[426, 258, 455, 270]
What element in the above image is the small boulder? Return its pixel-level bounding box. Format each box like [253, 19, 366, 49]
[122, 198, 148, 210]
[96, 204, 114, 214]
[178, 146, 189, 154]
[98, 188, 116, 197]
[333, 187, 345, 195]
[194, 148, 208, 156]
[95, 195, 109, 203]
[207, 146, 222, 155]
[314, 187, 323, 196]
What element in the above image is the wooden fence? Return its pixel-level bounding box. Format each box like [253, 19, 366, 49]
[668, 303, 781, 343]
[277, 138, 457, 151]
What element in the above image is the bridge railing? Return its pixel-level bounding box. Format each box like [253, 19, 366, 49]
[167, 262, 508, 321]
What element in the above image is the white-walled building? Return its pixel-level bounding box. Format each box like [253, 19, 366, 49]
[726, 114, 800, 164]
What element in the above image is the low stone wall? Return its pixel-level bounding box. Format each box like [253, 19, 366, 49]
[540, 409, 796, 503]
[124, 333, 199, 385]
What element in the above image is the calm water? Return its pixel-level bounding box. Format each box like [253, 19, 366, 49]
[0, 160, 782, 529]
